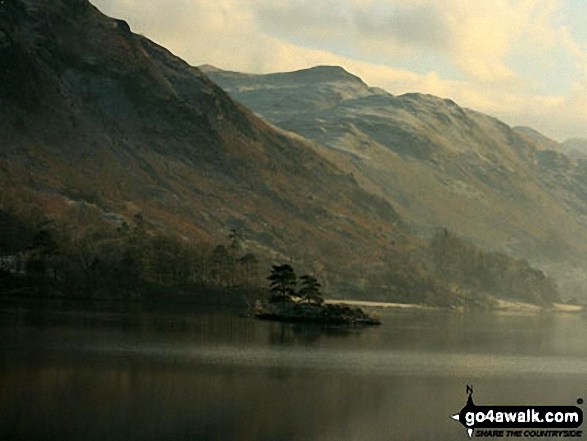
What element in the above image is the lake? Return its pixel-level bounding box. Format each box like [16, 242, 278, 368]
[1, 301, 586, 440]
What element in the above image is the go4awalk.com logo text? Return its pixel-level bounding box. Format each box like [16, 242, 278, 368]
[451, 386, 583, 438]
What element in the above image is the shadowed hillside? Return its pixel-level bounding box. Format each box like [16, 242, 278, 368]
[0, 0, 410, 291]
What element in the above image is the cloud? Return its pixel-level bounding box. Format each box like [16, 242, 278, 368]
[90, 0, 587, 140]
[251, 0, 525, 83]
[353, 4, 452, 50]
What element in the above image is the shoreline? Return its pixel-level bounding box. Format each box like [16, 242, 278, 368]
[324, 299, 433, 310]
[2, 292, 584, 315]
[326, 299, 585, 314]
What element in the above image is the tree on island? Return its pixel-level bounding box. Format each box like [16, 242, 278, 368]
[268, 264, 297, 302]
[299, 274, 324, 305]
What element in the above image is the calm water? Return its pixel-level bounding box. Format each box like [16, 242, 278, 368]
[1, 302, 586, 440]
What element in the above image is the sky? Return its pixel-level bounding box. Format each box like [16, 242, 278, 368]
[92, 0, 587, 142]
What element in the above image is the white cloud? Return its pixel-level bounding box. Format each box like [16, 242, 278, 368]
[91, 0, 587, 141]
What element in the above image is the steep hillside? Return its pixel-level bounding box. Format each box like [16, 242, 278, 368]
[0, 0, 407, 289]
[203, 65, 587, 292]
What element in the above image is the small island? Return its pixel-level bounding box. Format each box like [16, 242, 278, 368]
[252, 264, 381, 326]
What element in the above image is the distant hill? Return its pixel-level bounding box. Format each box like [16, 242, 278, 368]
[513, 128, 587, 161]
[203, 65, 587, 293]
[562, 138, 587, 159]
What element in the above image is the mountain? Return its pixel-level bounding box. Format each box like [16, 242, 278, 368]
[513, 126, 563, 152]
[513, 129, 587, 161]
[0, 0, 408, 289]
[562, 138, 587, 160]
[203, 65, 587, 293]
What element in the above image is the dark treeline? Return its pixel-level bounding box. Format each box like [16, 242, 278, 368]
[0, 193, 560, 307]
[429, 229, 559, 305]
[0, 209, 264, 300]
[367, 229, 560, 307]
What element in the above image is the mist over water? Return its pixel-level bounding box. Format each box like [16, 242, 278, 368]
[1, 304, 586, 440]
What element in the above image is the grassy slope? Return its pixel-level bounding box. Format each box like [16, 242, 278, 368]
[203, 66, 587, 294]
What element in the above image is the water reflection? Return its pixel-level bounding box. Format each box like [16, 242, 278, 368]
[1, 303, 586, 440]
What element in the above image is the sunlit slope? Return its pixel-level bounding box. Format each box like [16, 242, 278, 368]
[203, 65, 587, 267]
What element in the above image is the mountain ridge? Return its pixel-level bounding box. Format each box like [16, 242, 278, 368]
[203, 64, 587, 295]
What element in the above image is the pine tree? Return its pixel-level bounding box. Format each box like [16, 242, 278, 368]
[299, 274, 323, 304]
[268, 264, 297, 302]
